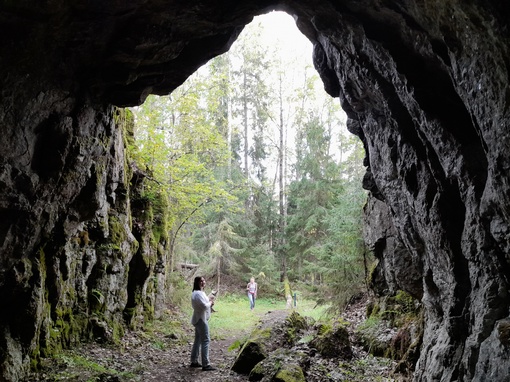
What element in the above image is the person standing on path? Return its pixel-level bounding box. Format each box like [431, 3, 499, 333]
[246, 277, 258, 310]
[190, 276, 216, 371]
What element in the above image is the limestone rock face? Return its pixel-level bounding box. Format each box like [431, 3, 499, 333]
[1, 0, 509, 381]
[363, 196, 422, 299]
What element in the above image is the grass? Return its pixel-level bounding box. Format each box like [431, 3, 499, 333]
[50, 352, 138, 381]
[293, 296, 332, 321]
[357, 315, 381, 331]
[187, 294, 331, 339]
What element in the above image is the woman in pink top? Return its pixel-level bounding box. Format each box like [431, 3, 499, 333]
[190, 276, 216, 371]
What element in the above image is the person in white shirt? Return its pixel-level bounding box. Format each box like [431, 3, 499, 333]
[246, 277, 258, 310]
[190, 276, 216, 371]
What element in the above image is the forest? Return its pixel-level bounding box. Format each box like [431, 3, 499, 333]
[128, 13, 369, 311]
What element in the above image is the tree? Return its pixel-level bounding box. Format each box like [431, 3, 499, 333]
[286, 97, 367, 310]
[130, 70, 234, 271]
[193, 216, 242, 293]
[287, 111, 330, 275]
[230, 21, 272, 181]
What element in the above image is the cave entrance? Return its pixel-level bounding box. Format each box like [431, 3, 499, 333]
[126, 10, 368, 315]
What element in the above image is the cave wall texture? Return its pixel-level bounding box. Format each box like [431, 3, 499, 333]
[0, 0, 509, 381]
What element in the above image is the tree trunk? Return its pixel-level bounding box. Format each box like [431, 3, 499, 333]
[243, 70, 249, 177]
[216, 256, 221, 295]
[284, 277, 293, 309]
[278, 72, 287, 281]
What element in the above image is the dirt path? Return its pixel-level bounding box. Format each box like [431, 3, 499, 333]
[29, 313, 255, 382]
[117, 310, 291, 382]
[131, 330, 250, 382]
[29, 296, 404, 382]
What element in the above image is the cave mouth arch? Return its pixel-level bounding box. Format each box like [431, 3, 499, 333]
[129, 9, 353, 189]
[1, 1, 509, 381]
[125, 9, 366, 312]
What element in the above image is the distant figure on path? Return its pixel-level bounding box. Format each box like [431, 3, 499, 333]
[190, 276, 216, 371]
[246, 277, 258, 310]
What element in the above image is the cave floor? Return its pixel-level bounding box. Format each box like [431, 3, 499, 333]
[27, 295, 406, 382]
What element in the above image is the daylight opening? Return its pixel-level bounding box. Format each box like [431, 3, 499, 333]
[129, 11, 368, 311]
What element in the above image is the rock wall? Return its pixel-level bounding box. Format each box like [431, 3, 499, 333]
[0, 87, 130, 379]
[0, 92, 167, 379]
[305, 1, 510, 380]
[363, 196, 422, 300]
[0, 0, 509, 381]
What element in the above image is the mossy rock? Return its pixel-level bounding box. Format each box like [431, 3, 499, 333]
[360, 292, 423, 362]
[233, 309, 324, 379]
[310, 324, 352, 359]
[393, 290, 417, 314]
[232, 340, 268, 374]
[274, 364, 305, 382]
[393, 311, 424, 374]
[249, 361, 267, 381]
[248, 348, 306, 382]
[108, 215, 127, 246]
[370, 291, 419, 327]
[285, 311, 309, 331]
[356, 317, 395, 357]
[284, 312, 311, 346]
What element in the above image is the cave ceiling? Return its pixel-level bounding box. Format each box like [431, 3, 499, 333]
[1, 0, 510, 381]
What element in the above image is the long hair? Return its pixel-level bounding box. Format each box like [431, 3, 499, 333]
[192, 276, 203, 291]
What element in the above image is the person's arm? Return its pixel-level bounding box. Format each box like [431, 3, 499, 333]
[192, 291, 212, 312]
[199, 291, 213, 308]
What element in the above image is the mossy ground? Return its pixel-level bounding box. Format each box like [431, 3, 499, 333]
[27, 294, 408, 382]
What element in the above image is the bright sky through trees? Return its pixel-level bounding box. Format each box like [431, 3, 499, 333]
[234, 11, 349, 179]
[256, 11, 312, 62]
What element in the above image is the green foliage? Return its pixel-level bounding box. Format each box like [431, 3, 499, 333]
[45, 351, 138, 381]
[357, 315, 382, 331]
[129, 78, 237, 272]
[127, 13, 368, 314]
[228, 338, 247, 352]
[192, 216, 242, 282]
[286, 102, 368, 312]
[151, 339, 166, 350]
[166, 272, 189, 308]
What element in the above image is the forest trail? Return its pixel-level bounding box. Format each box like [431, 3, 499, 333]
[116, 328, 250, 382]
[127, 308, 318, 381]
[29, 295, 404, 382]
